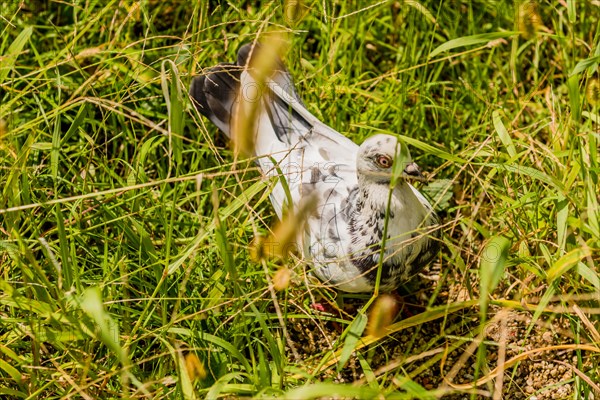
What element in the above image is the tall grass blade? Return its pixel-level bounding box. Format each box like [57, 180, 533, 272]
[161, 60, 184, 166]
[79, 287, 127, 364]
[429, 32, 517, 58]
[54, 205, 73, 289]
[212, 186, 235, 279]
[204, 372, 250, 400]
[492, 110, 516, 158]
[567, 0, 576, 23]
[546, 247, 593, 283]
[575, 262, 600, 291]
[51, 108, 61, 180]
[0, 387, 26, 399]
[567, 75, 581, 122]
[556, 194, 569, 252]
[479, 236, 509, 319]
[337, 313, 367, 371]
[570, 55, 600, 77]
[483, 163, 562, 190]
[283, 383, 379, 399]
[249, 303, 284, 376]
[586, 178, 600, 240]
[528, 284, 556, 335]
[196, 332, 252, 373]
[0, 358, 23, 384]
[0, 26, 32, 83]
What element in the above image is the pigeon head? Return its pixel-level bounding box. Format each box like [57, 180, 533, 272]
[356, 134, 422, 184]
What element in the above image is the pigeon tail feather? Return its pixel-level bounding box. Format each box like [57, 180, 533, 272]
[190, 43, 308, 145]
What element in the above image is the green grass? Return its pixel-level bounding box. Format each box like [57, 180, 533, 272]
[1, 0, 599, 398]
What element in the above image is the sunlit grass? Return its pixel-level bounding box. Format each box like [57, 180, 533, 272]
[1, 1, 598, 399]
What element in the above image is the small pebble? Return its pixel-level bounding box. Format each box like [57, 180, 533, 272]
[542, 331, 553, 343]
[525, 385, 535, 394]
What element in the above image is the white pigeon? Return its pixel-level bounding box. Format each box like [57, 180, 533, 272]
[190, 43, 440, 292]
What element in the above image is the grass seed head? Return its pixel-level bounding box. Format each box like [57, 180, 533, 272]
[517, 0, 543, 39]
[273, 267, 291, 291]
[586, 78, 600, 107]
[0, 118, 6, 139]
[232, 36, 288, 157]
[184, 353, 207, 381]
[367, 294, 399, 338]
[283, 0, 307, 26]
[250, 234, 265, 262]
[253, 193, 317, 259]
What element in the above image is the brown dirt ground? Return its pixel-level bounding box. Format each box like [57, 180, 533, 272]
[284, 262, 599, 399]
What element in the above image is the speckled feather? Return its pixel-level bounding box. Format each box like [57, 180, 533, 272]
[190, 43, 440, 292]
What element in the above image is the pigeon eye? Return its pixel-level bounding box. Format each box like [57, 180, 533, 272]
[374, 154, 393, 169]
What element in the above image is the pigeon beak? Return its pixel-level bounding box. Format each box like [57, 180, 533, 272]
[402, 162, 424, 180]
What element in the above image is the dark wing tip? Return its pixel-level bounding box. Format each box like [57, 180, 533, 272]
[237, 42, 257, 67]
[189, 74, 209, 115]
[189, 63, 241, 135]
[189, 42, 307, 138]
